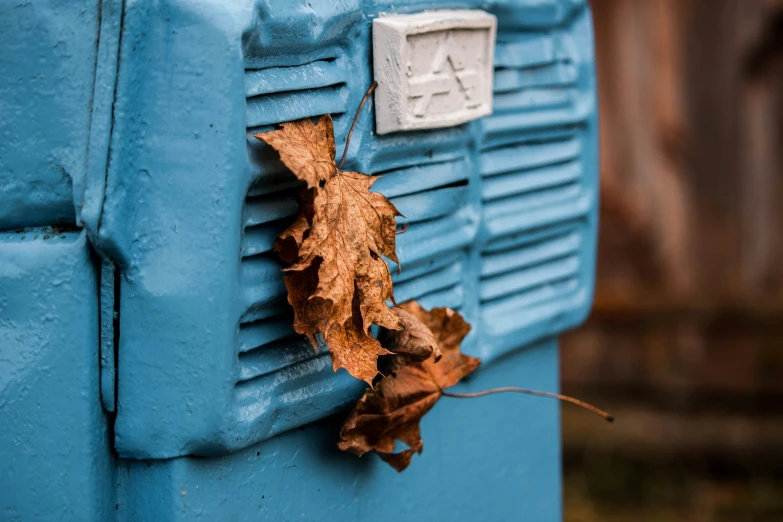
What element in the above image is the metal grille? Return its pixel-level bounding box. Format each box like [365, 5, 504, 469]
[476, 12, 598, 361]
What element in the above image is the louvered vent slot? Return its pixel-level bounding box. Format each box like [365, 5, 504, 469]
[478, 222, 584, 341]
[239, 50, 354, 367]
[232, 173, 364, 439]
[479, 137, 588, 315]
[395, 253, 466, 311]
[476, 18, 599, 360]
[482, 34, 588, 149]
[236, 331, 328, 386]
[236, 312, 319, 384]
[481, 135, 591, 247]
[240, 193, 298, 258]
[492, 42, 578, 114]
[237, 147, 308, 387]
[371, 157, 474, 311]
[245, 57, 349, 133]
[238, 178, 299, 324]
[478, 91, 595, 359]
[481, 227, 581, 308]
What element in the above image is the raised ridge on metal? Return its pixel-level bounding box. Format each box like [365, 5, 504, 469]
[245, 57, 350, 132]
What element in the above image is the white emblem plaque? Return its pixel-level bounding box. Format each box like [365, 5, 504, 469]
[372, 10, 497, 135]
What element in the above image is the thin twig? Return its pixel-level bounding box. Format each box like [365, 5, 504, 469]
[337, 81, 378, 170]
[441, 387, 614, 423]
[395, 223, 408, 235]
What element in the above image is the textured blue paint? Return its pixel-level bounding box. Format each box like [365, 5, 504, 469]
[0, 0, 597, 519]
[115, 340, 561, 522]
[0, 0, 100, 228]
[0, 231, 114, 521]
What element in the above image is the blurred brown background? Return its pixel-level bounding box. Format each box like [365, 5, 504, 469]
[562, 0, 783, 520]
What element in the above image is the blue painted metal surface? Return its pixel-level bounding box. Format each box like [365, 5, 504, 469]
[0, 0, 597, 519]
[116, 340, 561, 521]
[0, 231, 114, 521]
[0, 0, 100, 229]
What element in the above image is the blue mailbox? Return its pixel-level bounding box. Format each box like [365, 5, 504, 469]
[0, 0, 597, 520]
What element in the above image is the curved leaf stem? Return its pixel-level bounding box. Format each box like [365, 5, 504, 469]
[441, 387, 614, 422]
[337, 81, 378, 170]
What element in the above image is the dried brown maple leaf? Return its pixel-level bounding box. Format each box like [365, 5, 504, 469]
[380, 301, 443, 365]
[326, 298, 392, 386]
[253, 111, 402, 384]
[338, 304, 480, 471]
[280, 261, 390, 384]
[275, 189, 314, 265]
[289, 169, 400, 330]
[255, 115, 337, 190]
